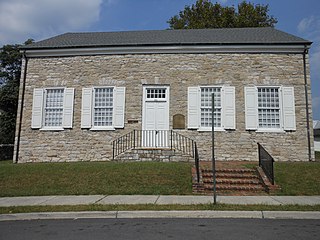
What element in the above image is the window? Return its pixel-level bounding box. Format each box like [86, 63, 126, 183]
[31, 88, 74, 130]
[245, 86, 296, 131]
[44, 89, 64, 127]
[93, 88, 113, 127]
[146, 88, 166, 100]
[257, 87, 280, 129]
[81, 87, 125, 130]
[188, 86, 235, 131]
[200, 87, 222, 128]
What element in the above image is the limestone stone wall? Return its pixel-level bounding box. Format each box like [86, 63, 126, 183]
[15, 53, 314, 163]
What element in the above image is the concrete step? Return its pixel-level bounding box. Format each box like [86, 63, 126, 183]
[203, 184, 265, 192]
[202, 172, 259, 179]
[203, 178, 261, 185]
[202, 168, 256, 174]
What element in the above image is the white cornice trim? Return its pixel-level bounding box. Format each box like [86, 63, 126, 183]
[24, 44, 309, 57]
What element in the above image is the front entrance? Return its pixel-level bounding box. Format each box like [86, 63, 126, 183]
[142, 86, 169, 147]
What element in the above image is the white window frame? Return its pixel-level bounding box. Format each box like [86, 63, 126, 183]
[31, 87, 74, 131]
[81, 86, 125, 131]
[199, 86, 224, 131]
[42, 87, 65, 130]
[188, 85, 236, 132]
[257, 86, 282, 132]
[245, 86, 296, 133]
[145, 87, 168, 102]
[92, 87, 115, 130]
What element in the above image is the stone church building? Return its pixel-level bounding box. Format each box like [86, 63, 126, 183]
[13, 27, 314, 163]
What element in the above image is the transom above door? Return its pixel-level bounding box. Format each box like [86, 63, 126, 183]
[146, 88, 167, 101]
[142, 86, 170, 147]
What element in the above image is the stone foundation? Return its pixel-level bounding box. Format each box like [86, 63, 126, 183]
[114, 148, 194, 162]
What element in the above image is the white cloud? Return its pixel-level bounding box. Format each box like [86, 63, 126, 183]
[218, 0, 229, 4]
[104, 0, 118, 4]
[297, 16, 320, 80]
[298, 16, 317, 33]
[310, 46, 320, 78]
[298, 16, 320, 119]
[298, 16, 320, 41]
[313, 96, 320, 120]
[297, 16, 320, 79]
[0, 0, 103, 46]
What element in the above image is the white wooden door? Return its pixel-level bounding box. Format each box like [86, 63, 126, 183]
[142, 86, 169, 147]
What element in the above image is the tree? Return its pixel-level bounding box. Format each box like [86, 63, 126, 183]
[0, 44, 21, 144]
[236, 1, 278, 27]
[0, 39, 34, 144]
[168, 0, 277, 29]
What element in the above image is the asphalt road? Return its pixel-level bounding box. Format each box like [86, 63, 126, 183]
[1, 218, 319, 240]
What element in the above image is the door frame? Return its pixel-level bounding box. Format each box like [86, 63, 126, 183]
[142, 85, 170, 131]
[142, 85, 170, 148]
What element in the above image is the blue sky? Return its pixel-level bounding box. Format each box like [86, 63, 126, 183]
[0, 0, 319, 119]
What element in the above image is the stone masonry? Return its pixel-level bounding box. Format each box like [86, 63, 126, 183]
[15, 53, 314, 163]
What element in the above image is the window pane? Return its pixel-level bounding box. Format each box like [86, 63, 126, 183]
[200, 87, 221, 127]
[94, 88, 113, 127]
[44, 89, 64, 127]
[146, 88, 166, 99]
[258, 87, 280, 128]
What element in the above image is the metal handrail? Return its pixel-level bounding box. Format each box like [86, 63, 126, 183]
[112, 131, 134, 159]
[258, 143, 275, 185]
[112, 130, 201, 182]
[170, 130, 195, 158]
[194, 142, 200, 183]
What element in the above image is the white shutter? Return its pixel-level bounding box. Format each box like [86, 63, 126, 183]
[31, 88, 44, 129]
[188, 87, 199, 129]
[223, 86, 236, 129]
[113, 87, 126, 128]
[63, 88, 74, 128]
[245, 87, 258, 130]
[81, 88, 93, 128]
[282, 87, 296, 130]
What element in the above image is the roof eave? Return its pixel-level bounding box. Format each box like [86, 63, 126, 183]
[20, 41, 312, 51]
[22, 43, 311, 58]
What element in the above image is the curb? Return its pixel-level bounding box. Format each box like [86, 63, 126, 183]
[1, 211, 320, 221]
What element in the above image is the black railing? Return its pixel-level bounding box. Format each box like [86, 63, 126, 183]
[112, 131, 135, 159]
[194, 142, 200, 183]
[112, 130, 200, 182]
[258, 143, 275, 185]
[170, 131, 195, 158]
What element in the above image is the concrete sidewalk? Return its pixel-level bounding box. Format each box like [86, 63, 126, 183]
[0, 195, 320, 207]
[1, 195, 320, 221]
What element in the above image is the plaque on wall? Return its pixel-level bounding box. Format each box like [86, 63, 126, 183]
[173, 114, 185, 129]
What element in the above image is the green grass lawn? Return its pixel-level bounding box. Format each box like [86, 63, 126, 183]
[1, 159, 320, 197]
[274, 161, 320, 196]
[0, 161, 192, 197]
[2, 204, 320, 214]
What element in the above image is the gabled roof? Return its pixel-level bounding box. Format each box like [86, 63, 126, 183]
[22, 27, 311, 50]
